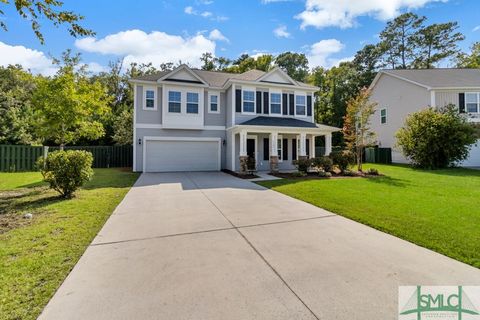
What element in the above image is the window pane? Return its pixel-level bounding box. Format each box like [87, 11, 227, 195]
[296, 105, 306, 115]
[211, 103, 218, 111]
[381, 109, 386, 116]
[271, 93, 281, 104]
[277, 139, 282, 160]
[187, 103, 198, 113]
[271, 103, 281, 114]
[168, 102, 181, 113]
[169, 91, 181, 102]
[146, 90, 155, 99]
[465, 93, 478, 103]
[296, 95, 305, 105]
[243, 101, 254, 113]
[211, 95, 218, 103]
[146, 99, 154, 108]
[244, 91, 254, 101]
[467, 103, 478, 113]
[381, 116, 386, 124]
[187, 92, 198, 103]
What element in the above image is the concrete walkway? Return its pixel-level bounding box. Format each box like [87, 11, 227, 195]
[39, 172, 480, 320]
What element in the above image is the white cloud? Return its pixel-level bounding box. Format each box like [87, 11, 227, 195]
[306, 39, 349, 68]
[201, 11, 213, 17]
[184, 5, 227, 21]
[184, 6, 195, 14]
[296, 0, 445, 29]
[273, 25, 291, 38]
[196, 0, 214, 4]
[75, 29, 216, 68]
[473, 25, 480, 32]
[0, 41, 56, 75]
[261, 0, 292, 3]
[208, 29, 229, 42]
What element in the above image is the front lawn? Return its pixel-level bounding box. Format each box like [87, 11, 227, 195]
[0, 168, 139, 320]
[258, 164, 480, 268]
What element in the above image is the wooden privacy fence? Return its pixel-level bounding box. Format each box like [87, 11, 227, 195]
[0, 145, 133, 172]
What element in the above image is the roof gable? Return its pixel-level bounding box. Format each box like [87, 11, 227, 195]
[257, 67, 297, 85]
[159, 65, 207, 85]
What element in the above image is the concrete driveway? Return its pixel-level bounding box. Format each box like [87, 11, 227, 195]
[39, 172, 480, 320]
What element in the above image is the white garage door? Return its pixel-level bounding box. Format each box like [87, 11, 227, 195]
[144, 138, 220, 172]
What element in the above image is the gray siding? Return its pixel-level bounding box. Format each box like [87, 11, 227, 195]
[370, 73, 430, 163]
[226, 86, 233, 127]
[134, 128, 226, 172]
[204, 90, 226, 126]
[435, 90, 460, 108]
[136, 86, 162, 124]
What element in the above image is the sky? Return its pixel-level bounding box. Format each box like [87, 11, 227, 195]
[1, 0, 480, 75]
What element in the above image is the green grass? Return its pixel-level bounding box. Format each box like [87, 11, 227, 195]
[258, 164, 480, 268]
[0, 168, 139, 320]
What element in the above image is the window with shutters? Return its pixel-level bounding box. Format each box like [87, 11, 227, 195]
[465, 93, 480, 113]
[168, 91, 181, 113]
[144, 87, 157, 110]
[277, 135, 283, 162]
[295, 95, 306, 116]
[270, 93, 281, 114]
[243, 90, 255, 113]
[380, 108, 387, 124]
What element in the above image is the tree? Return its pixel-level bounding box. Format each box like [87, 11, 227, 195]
[0, 65, 39, 144]
[413, 22, 464, 69]
[255, 54, 274, 71]
[343, 88, 377, 171]
[33, 51, 111, 148]
[396, 105, 476, 169]
[112, 109, 133, 145]
[200, 52, 216, 71]
[0, 0, 94, 44]
[456, 42, 480, 68]
[275, 52, 309, 82]
[379, 13, 425, 69]
[351, 44, 382, 88]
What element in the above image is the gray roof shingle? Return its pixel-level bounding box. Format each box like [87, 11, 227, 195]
[382, 68, 480, 88]
[238, 116, 319, 128]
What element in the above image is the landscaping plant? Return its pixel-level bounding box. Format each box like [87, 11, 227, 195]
[311, 156, 333, 173]
[293, 157, 311, 174]
[37, 150, 94, 198]
[396, 105, 476, 169]
[329, 150, 355, 173]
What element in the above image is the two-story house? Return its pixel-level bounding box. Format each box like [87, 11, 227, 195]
[129, 64, 339, 173]
[369, 68, 480, 167]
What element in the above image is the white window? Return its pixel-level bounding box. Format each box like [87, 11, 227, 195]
[168, 91, 181, 113]
[209, 94, 220, 113]
[466, 93, 480, 113]
[243, 90, 255, 113]
[296, 95, 306, 116]
[277, 136, 283, 162]
[144, 88, 156, 110]
[270, 93, 281, 115]
[186, 92, 199, 114]
[380, 108, 387, 124]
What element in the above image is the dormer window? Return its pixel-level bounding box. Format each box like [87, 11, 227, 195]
[270, 93, 281, 114]
[243, 90, 255, 113]
[187, 92, 199, 114]
[144, 88, 156, 110]
[168, 91, 181, 113]
[296, 95, 306, 116]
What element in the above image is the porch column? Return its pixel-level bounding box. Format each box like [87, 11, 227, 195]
[239, 130, 248, 174]
[310, 135, 316, 158]
[325, 133, 332, 155]
[269, 131, 279, 173]
[299, 133, 307, 157]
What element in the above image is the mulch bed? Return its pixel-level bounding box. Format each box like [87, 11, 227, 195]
[221, 169, 259, 179]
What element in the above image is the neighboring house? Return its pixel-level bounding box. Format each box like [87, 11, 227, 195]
[129, 65, 339, 173]
[369, 69, 480, 167]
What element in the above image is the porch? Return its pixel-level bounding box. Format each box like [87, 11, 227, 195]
[227, 119, 340, 173]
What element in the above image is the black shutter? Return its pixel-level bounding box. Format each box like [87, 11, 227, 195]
[263, 92, 269, 114]
[292, 139, 297, 160]
[289, 94, 295, 115]
[235, 89, 242, 113]
[306, 139, 310, 158]
[459, 93, 465, 113]
[282, 93, 288, 115]
[263, 138, 269, 160]
[307, 95, 312, 116]
[283, 139, 288, 160]
[256, 91, 262, 113]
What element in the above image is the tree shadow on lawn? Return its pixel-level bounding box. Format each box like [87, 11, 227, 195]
[415, 167, 480, 178]
[364, 175, 409, 187]
[259, 174, 409, 188]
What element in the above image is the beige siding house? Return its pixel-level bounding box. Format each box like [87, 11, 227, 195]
[369, 69, 480, 167]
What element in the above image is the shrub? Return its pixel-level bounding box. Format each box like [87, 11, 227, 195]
[291, 171, 306, 177]
[343, 169, 357, 176]
[293, 157, 311, 173]
[311, 156, 333, 172]
[37, 150, 94, 198]
[318, 171, 332, 178]
[396, 105, 476, 169]
[329, 150, 355, 172]
[366, 168, 379, 175]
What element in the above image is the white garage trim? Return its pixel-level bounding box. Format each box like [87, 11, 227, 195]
[142, 136, 221, 172]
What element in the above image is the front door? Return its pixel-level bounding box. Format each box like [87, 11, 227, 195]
[246, 138, 256, 170]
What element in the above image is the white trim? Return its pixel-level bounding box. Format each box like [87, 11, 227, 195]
[257, 67, 298, 86]
[247, 134, 258, 168]
[430, 90, 436, 107]
[133, 84, 137, 171]
[465, 92, 480, 114]
[228, 124, 341, 134]
[380, 108, 387, 125]
[277, 134, 283, 162]
[241, 87, 256, 115]
[225, 79, 317, 91]
[231, 84, 236, 127]
[143, 86, 158, 111]
[135, 123, 225, 130]
[142, 136, 221, 173]
[269, 91, 283, 116]
[208, 91, 221, 114]
[231, 131, 235, 171]
[294, 92, 307, 118]
[129, 79, 162, 85]
[158, 64, 208, 86]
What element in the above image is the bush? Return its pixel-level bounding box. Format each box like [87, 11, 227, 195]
[291, 171, 307, 177]
[396, 105, 477, 169]
[37, 150, 94, 198]
[343, 169, 357, 176]
[311, 156, 333, 172]
[318, 171, 332, 178]
[329, 150, 355, 172]
[366, 168, 379, 175]
[293, 157, 311, 173]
